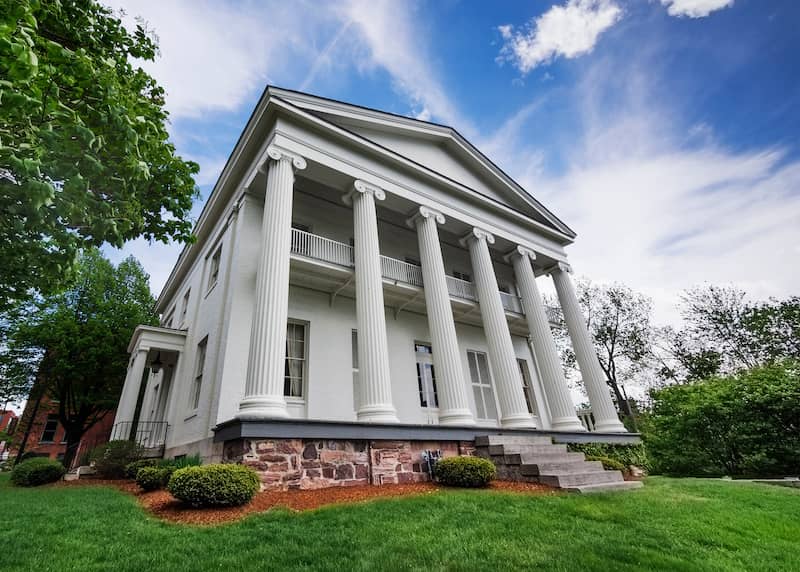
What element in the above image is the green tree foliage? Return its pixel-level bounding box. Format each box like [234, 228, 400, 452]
[5, 250, 157, 468]
[644, 361, 800, 477]
[0, 0, 198, 310]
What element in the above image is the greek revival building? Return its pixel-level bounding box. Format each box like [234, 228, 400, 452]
[113, 88, 636, 490]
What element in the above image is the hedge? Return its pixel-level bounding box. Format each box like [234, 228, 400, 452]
[90, 440, 141, 479]
[136, 466, 175, 491]
[568, 443, 650, 472]
[434, 456, 496, 487]
[11, 458, 66, 487]
[167, 464, 260, 507]
[586, 455, 627, 473]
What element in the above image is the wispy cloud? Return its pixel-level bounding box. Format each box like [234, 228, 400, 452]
[498, 0, 622, 74]
[661, 0, 735, 18]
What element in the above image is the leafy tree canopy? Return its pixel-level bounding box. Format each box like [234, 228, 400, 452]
[0, 0, 198, 311]
[5, 248, 157, 467]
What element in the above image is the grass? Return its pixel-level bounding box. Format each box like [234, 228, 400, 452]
[0, 475, 798, 571]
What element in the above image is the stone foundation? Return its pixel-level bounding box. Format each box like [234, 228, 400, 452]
[223, 438, 475, 490]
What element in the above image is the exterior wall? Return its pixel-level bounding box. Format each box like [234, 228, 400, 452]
[225, 437, 475, 490]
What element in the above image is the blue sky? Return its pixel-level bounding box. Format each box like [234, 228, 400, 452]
[106, 0, 800, 324]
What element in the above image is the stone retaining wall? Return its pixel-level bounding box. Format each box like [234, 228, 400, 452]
[223, 438, 475, 490]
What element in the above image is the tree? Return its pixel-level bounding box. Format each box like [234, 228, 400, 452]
[552, 280, 654, 422]
[5, 249, 157, 468]
[0, 0, 198, 311]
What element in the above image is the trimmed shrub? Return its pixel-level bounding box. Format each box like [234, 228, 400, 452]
[136, 466, 175, 491]
[167, 464, 260, 507]
[568, 443, 650, 472]
[90, 440, 142, 479]
[11, 458, 66, 487]
[125, 459, 160, 480]
[434, 456, 496, 488]
[586, 455, 627, 473]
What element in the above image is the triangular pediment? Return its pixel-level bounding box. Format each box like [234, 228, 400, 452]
[269, 88, 574, 238]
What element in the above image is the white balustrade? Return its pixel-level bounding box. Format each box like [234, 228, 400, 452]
[380, 256, 424, 287]
[499, 291, 524, 314]
[445, 275, 477, 301]
[290, 228, 354, 267]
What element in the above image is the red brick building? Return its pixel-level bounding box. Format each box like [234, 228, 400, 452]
[12, 393, 115, 467]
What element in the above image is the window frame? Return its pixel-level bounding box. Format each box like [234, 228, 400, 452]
[189, 336, 208, 412]
[180, 289, 191, 327]
[517, 358, 538, 416]
[351, 329, 359, 411]
[206, 244, 223, 295]
[467, 350, 498, 421]
[414, 342, 439, 409]
[39, 414, 59, 443]
[283, 320, 308, 401]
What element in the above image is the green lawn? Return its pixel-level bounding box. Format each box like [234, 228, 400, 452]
[0, 475, 798, 572]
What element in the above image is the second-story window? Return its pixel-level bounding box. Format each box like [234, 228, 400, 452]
[163, 308, 175, 329]
[207, 246, 222, 292]
[181, 289, 191, 325]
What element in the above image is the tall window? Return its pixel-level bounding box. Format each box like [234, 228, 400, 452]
[180, 289, 191, 325]
[517, 359, 537, 416]
[415, 343, 438, 408]
[190, 337, 207, 410]
[40, 414, 59, 443]
[207, 245, 222, 292]
[163, 308, 175, 329]
[467, 350, 497, 420]
[284, 321, 307, 398]
[351, 330, 359, 410]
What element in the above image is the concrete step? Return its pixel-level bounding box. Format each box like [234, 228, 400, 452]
[539, 470, 625, 488]
[486, 443, 567, 456]
[499, 451, 585, 466]
[520, 460, 604, 477]
[568, 481, 644, 494]
[475, 435, 553, 447]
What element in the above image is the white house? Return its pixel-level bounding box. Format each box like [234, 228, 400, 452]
[112, 87, 637, 490]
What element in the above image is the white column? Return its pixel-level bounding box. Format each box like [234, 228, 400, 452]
[551, 263, 627, 433]
[345, 180, 398, 423]
[407, 206, 474, 425]
[113, 348, 148, 427]
[461, 229, 535, 428]
[508, 247, 585, 432]
[239, 146, 306, 418]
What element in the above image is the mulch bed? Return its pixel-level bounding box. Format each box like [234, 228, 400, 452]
[53, 478, 557, 526]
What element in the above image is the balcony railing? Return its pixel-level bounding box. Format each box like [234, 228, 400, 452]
[111, 421, 169, 450]
[289, 228, 562, 320]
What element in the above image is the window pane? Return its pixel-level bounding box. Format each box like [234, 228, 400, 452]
[477, 353, 490, 385]
[351, 330, 358, 368]
[472, 385, 485, 419]
[484, 387, 498, 420]
[467, 352, 479, 384]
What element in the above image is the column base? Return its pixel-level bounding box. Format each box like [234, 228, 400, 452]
[500, 412, 537, 429]
[237, 395, 290, 420]
[593, 418, 628, 433]
[357, 404, 399, 423]
[549, 416, 588, 432]
[437, 409, 475, 426]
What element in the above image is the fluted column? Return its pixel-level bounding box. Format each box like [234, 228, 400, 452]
[551, 263, 627, 432]
[407, 207, 474, 425]
[345, 180, 398, 423]
[239, 146, 306, 418]
[508, 247, 585, 431]
[461, 229, 535, 428]
[113, 348, 148, 426]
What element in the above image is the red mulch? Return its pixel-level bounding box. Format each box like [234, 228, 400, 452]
[52, 478, 557, 526]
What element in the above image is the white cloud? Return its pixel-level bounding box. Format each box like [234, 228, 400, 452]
[498, 0, 622, 74]
[661, 0, 734, 18]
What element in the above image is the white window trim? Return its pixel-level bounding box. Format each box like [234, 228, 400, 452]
[467, 349, 499, 422]
[179, 289, 191, 329]
[414, 342, 439, 410]
[205, 244, 223, 297]
[284, 319, 308, 402]
[188, 336, 208, 414]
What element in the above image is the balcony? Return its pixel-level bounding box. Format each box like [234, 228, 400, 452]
[289, 228, 560, 332]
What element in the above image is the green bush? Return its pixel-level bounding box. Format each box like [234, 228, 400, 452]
[124, 459, 160, 480]
[11, 458, 66, 486]
[136, 465, 175, 491]
[643, 361, 800, 477]
[434, 456, 496, 488]
[168, 454, 202, 469]
[90, 440, 142, 479]
[586, 455, 627, 473]
[568, 443, 650, 472]
[167, 464, 260, 507]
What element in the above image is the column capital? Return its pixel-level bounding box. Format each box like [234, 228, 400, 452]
[405, 205, 445, 228]
[343, 179, 386, 205]
[556, 261, 573, 274]
[260, 145, 307, 172]
[459, 227, 495, 247]
[503, 245, 537, 263]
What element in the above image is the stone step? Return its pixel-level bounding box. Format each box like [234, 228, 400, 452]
[486, 443, 567, 456]
[520, 460, 604, 477]
[568, 481, 644, 494]
[475, 435, 553, 447]
[539, 470, 625, 488]
[498, 451, 585, 466]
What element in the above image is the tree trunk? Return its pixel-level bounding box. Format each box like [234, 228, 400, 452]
[13, 391, 43, 466]
[608, 378, 636, 428]
[63, 428, 84, 470]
